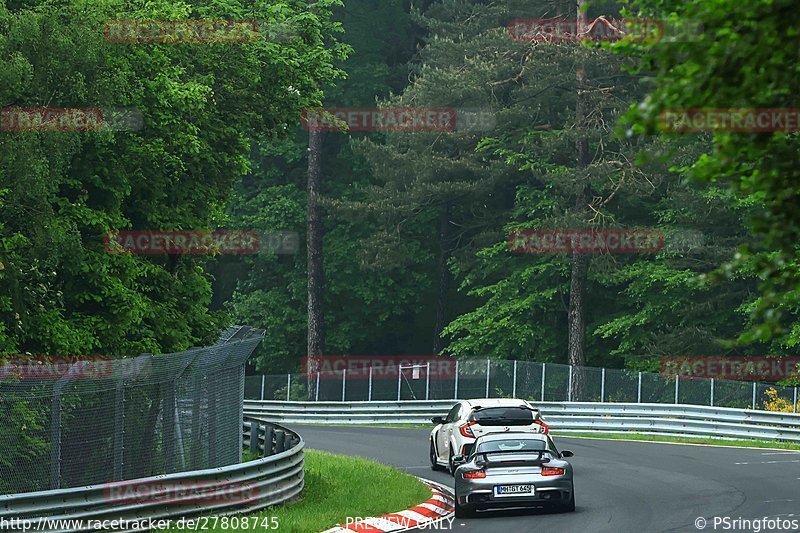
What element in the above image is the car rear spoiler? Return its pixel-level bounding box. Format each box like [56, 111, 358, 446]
[474, 449, 552, 466]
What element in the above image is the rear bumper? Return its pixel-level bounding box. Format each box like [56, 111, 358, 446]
[456, 478, 573, 508]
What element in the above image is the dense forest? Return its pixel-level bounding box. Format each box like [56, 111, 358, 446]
[1, 0, 799, 386]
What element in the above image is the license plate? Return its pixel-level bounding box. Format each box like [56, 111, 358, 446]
[494, 485, 534, 497]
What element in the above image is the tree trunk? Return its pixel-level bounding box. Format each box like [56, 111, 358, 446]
[307, 128, 325, 399]
[433, 203, 452, 354]
[568, 0, 590, 401]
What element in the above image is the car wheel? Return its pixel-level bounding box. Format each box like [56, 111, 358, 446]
[430, 440, 442, 471]
[448, 445, 456, 476]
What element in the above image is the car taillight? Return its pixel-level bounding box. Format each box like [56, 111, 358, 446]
[459, 421, 477, 438]
[535, 419, 549, 434]
[462, 469, 486, 479]
[541, 466, 565, 476]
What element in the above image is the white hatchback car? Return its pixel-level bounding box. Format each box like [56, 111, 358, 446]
[429, 398, 548, 475]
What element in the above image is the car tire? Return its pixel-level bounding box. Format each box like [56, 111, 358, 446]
[454, 499, 475, 518]
[430, 440, 442, 471]
[448, 445, 457, 476]
[558, 491, 576, 513]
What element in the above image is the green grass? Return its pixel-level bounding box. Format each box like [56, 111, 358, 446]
[558, 431, 800, 450]
[167, 450, 431, 533]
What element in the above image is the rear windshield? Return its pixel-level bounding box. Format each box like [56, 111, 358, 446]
[470, 406, 534, 426]
[476, 439, 546, 453]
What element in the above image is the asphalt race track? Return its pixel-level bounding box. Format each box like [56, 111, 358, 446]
[290, 425, 800, 533]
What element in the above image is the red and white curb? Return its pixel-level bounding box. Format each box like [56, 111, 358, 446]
[321, 478, 455, 532]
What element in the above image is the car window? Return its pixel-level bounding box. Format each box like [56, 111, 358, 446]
[469, 406, 534, 426]
[445, 403, 461, 423]
[546, 436, 559, 455]
[475, 438, 546, 453]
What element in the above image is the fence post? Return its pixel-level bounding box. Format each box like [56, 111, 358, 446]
[113, 383, 125, 481]
[260, 375, 265, 401]
[512, 360, 518, 398]
[368, 367, 373, 401]
[426, 362, 430, 401]
[637, 372, 642, 403]
[163, 382, 176, 472]
[752, 382, 757, 410]
[342, 369, 347, 402]
[674, 375, 679, 404]
[567, 366, 573, 402]
[600, 368, 605, 403]
[454, 360, 459, 399]
[541, 363, 546, 402]
[485, 359, 491, 397]
[397, 365, 402, 401]
[710, 379, 714, 407]
[315, 372, 320, 402]
[286, 374, 291, 401]
[794, 387, 798, 414]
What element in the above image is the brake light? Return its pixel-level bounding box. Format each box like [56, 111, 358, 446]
[535, 419, 549, 434]
[541, 466, 565, 476]
[462, 469, 486, 479]
[459, 421, 477, 438]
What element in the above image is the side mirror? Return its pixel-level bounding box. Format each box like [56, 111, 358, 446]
[561, 450, 574, 458]
[451, 454, 466, 466]
[431, 416, 446, 425]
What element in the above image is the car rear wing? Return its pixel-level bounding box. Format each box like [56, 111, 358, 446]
[473, 449, 552, 466]
[468, 405, 541, 424]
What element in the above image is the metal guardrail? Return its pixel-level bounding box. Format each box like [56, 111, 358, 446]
[244, 400, 800, 442]
[0, 422, 304, 532]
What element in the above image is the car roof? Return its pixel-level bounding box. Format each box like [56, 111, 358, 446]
[474, 432, 548, 443]
[463, 398, 533, 409]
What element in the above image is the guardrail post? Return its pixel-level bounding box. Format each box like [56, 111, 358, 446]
[674, 375, 679, 404]
[342, 369, 347, 402]
[368, 367, 373, 401]
[752, 382, 757, 409]
[315, 372, 320, 402]
[248, 423, 260, 455]
[454, 360, 459, 399]
[637, 371, 642, 403]
[567, 366, 573, 402]
[512, 360, 518, 398]
[794, 387, 798, 413]
[274, 429, 286, 453]
[113, 383, 125, 481]
[260, 375, 265, 401]
[426, 362, 430, 401]
[600, 368, 605, 403]
[263, 425, 274, 456]
[397, 366, 402, 401]
[485, 359, 491, 397]
[710, 379, 715, 407]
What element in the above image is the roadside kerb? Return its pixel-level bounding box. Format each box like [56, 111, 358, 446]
[321, 478, 454, 533]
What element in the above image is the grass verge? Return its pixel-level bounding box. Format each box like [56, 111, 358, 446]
[558, 431, 800, 450]
[168, 450, 431, 533]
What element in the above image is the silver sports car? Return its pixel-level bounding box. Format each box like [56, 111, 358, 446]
[452, 432, 575, 518]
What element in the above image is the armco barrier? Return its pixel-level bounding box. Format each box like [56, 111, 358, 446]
[244, 400, 800, 442]
[0, 422, 303, 533]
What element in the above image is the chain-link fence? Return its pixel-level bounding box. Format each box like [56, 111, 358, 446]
[0, 326, 263, 496]
[247, 359, 799, 413]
